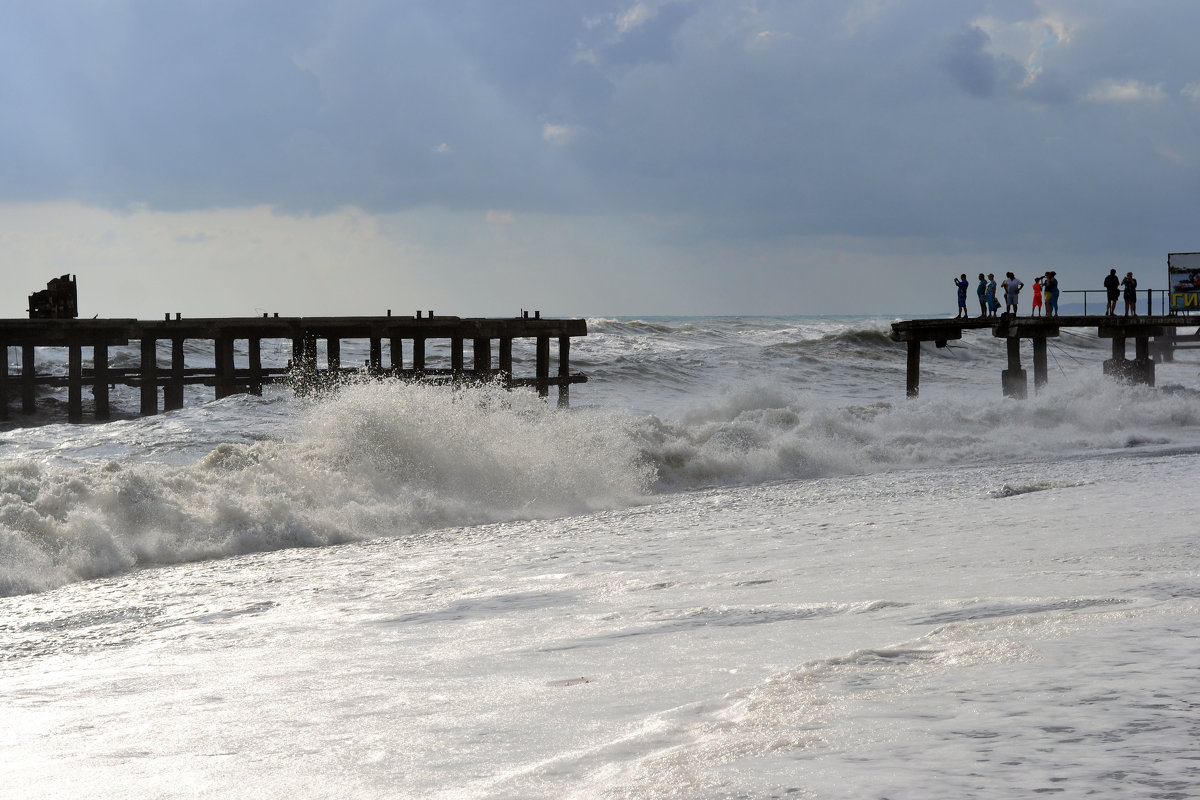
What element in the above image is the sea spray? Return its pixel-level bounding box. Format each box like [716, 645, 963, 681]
[0, 380, 655, 597]
[631, 372, 1200, 490]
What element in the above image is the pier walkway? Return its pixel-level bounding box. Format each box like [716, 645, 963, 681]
[0, 313, 587, 423]
[891, 314, 1199, 398]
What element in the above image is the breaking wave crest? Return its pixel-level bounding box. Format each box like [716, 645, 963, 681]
[0, 381, 654, 597]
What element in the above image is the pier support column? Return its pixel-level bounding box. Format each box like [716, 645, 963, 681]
[413, 337, 426, 374]
[451, 337, 464, 374]
[93, 343, 110, 420]
[905, 341, 921, 397]
[369, 338, 382, 375]
[1134, 337, 1155, 386]
[536, 336, 550, 398]
[140, 337, 158, 415]
[248, 338, 263, 396]
[389, 336, 402, 372]
[473, 337, 491, 376]
[297, 333, 318, 393]
[326, 338, 340, 380]
[1103, 335, 1130, 381]
[499, 338, 513, 385]
[557, 336, 571, 407]
[0, 344, 8, 421]
[215, 337, 236, 399]
[1032, 337, 1048, 390]
[68, 343, 83, 423]
[164, 338, 185, 411]
[1002, 337, 1027, 399]
[22, 344, 36, 414]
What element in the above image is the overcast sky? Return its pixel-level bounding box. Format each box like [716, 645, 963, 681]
[3, 0, 1199, 318]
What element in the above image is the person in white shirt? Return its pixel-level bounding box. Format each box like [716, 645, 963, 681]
[1002, 272, 1024, 315]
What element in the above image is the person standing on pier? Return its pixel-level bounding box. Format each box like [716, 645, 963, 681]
[1003, 272, 1024, 315]
[954, 274, 970, 318]
[1031, 277, 1043, 316]
[1045, 271, 1060, 317]
[1104, 269, 1121, 315]
[986, 273, 1000, 317]
[976, 273, 988, 317]
[1122, 271, 1138, 317]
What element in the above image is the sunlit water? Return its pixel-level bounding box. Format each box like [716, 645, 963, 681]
[2, 317, 1199, 798]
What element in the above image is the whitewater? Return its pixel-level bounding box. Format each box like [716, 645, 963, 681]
[1, 316, 1197, 799]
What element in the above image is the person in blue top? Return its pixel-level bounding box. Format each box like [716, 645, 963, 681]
[986, 273, 1000, 317]
[954, 274, 970, 318]
[976, 273, 987, 317]
[1044, 271, 1060, 317]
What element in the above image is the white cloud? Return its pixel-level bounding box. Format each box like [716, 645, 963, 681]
[1182, 82, 1200, 100]
[616, 3, 654, 34]
[969, 13, 1073, 88]
[433, 142, 452, 154]
[1086, 78, 1165, 103]
[542, 123, 575, 146]
[485, 210, 515, 224]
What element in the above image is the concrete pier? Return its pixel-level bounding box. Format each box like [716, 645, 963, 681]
[891, 315, 1184, 397]
[0, 314, 587, 423]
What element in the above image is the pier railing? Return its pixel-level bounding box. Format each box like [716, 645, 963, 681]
[1058, 288, 1178, 316]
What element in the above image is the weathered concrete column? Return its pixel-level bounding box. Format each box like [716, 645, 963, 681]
[326, 338, 341, 379]
[1002, 337, 1027, 398]
[1134, 336, 1155, 386]
[164, 338, 185, 411]
[412, 337, 426, 373]
[68, 343, 83, 423]
[389, 336, 402, 371]
[1032, 337, 1048, 390]
[557, 336, 571, 407]
[0, 345, 9, 421]
[93, 343, 110, 420]
[140, 337, 158, 415]
[369, 337, 382, 374]
[1099, 323, 1161, 384]
[473, 337, 491, 375]
[22, 344, 36, 414]
[499, 338, 513, 379]
[536, 336, 550, 398]
[906, 340, 921, 397]
[248, 338, 263, 395]
[451, 336, 464, 373]
[215, 336, 236, 399]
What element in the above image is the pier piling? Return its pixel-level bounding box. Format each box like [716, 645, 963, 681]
[0, 314, 588, 424]
[892, 316, 1176, 398]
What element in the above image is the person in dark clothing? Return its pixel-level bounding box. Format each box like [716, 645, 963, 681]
[1122, 271, 1138, 317]
[1104, 269, 1120, 316]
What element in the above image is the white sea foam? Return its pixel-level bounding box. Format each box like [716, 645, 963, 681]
[0, 380, 654, 596]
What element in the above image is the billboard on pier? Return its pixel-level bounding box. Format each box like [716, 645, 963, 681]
[1169, 253, 1200, 311]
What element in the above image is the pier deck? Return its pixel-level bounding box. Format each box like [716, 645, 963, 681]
[0, 314, 587, 423]
[891, 314, 1199, 397]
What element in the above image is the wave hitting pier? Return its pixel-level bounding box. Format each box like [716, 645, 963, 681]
[0, 314, 588, 423]
[890, 315, 1198, 398]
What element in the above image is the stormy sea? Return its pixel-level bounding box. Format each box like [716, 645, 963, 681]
[2, 316, 1198, 799]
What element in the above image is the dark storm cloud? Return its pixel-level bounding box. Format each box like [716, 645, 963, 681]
[3, 0, 1200, 258]
[940, 25, 1028, 98]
